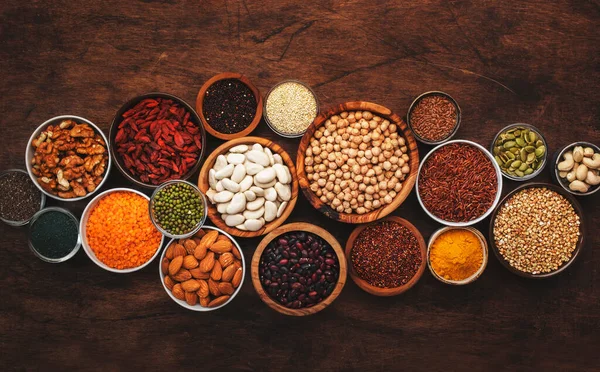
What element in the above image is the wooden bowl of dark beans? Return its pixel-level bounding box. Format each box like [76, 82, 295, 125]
[251, 222, 347, 316]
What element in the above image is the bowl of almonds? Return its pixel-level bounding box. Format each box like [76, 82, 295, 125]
[159, 226, 245, 311]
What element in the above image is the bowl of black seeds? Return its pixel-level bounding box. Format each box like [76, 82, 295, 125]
[0, 169, 45, 226]
[196, 72, 263, 140]
[28, 207, 81, 263]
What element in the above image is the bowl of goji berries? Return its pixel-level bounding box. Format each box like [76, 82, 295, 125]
[109, 92, 207, 188]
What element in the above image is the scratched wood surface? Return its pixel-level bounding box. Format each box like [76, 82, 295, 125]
[0, 1, 598, 371]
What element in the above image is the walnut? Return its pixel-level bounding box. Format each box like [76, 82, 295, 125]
[70, 124, 95, 138]
[70, 181, 86, 197]
[59, 155, 84, 168]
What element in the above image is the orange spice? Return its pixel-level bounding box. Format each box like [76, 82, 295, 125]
[87, 191, 162, 269]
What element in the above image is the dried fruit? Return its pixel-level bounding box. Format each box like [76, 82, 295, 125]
[172, 283, 185, 300]
[199, 251, 216, 272]
[218, 282, 234, 295]
[208, 295, 230, 308]
[181, 279, 201, 292]
[210, 240, 232, 253]
[183, 255, 199, 269]
[168, 255, 183, 276]
[219, 252, 234, 268]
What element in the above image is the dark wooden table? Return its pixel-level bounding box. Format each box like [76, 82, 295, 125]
[1, 1, 598, 370]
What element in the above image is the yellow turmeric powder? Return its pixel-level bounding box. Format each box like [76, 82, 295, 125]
[430, 229, 483, 281]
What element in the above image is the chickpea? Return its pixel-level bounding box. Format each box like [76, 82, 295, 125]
[352, 135, 362, 145]
[389, 190, 397, 198]
[370, 177, 377, 185]
[365, 149, 373, 159]
[378, 154, 386, 163]
[394, 169, 402, 178]
[359, 157, 368, 165]
[326, 143, 334, 152]
[377, 174, 385, 182]
[318, 164, 327, 172]
[374, 166, 383, 175]
[342, 200, 350, 208]
[314, 156, 322, 164]
[394, 183, 402, 192]
[343, 173, 351, 180]
[326, 183, 334, 191]
[334, 178, 341, 185]
[383, 161, 392, 171]
[358, 183, 367, 192]
[402, 154, 409, 161]
[340, 111, 348, 119]
[390, 133, 398, 140]
[364, 200, 373, 210]
[354, 174, 363, 183]
[336, 205, 344, 213]
[317, 178, 326, 187]
[398, 137, 405, 146]
[366, 185, 375, 195]
[381, 121, 389, 131]
[402, 164, 410, 174]
[356, 207, 366, 214]
[343, 193, 352, 202]
[350, 181, 358, 191]
[372, 199, 381, 209]
[358, 142, 368, 151]
[360, 165, 369, 174]
[371, 131, 381, 141]
[365, 193, 373, 201]
[340, 180, 349, 189]
[345, 208, 353, 214]
[316, 189, 322, 197]
[305, 157, 314, 166]
[320, 151, 328, 160]
[348, 113, 356, 123]
[320, 195, 328, 203]
[331, 198, 342, 207]
[363, 176, 370, 184]
[333, 184, 341, 194]
[372, 147, 381, 157]
[398, 158, 405, 167]
[342, 133, 350, 140]
[357, 194, 365, 203]
[366, 169, 375, 177]
[355, 111, 362, 120]
[379, 181, 387, 190]
[383, 194, 393, 204]
[325, 192, 334, 201]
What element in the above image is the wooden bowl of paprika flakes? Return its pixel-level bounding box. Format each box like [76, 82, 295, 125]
[196, 72, 263, 140]
[345, 216, 427, 296]
[109, 92, 206, 189]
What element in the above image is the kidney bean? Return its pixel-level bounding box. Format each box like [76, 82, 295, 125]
[259, 231, 340, 309]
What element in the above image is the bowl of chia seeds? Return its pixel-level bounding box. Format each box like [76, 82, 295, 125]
[28, 207, 81, 263]
[0, 169, 46, 226]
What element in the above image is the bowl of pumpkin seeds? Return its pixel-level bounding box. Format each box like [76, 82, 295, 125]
[491, 123, 547, 181]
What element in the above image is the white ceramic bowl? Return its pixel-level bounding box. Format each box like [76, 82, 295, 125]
[25, 115, 112, 202]
[159, 225, 245, 311]
[80, 188, 164, 273]
[416, 139, 503, 226]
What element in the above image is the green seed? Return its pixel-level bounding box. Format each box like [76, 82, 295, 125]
[516, 138, 526, 147]
[535, 146, 546, 157]
[503, 141, 516, 149]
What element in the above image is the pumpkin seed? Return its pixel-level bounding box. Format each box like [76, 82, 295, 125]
[494, 125, 545, 178]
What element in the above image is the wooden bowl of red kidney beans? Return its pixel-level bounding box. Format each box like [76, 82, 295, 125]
[251, 222, 347, 316]
[109, 92, 206, 189]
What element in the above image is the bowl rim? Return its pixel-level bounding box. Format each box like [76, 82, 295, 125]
[0, 168, 46, 226]
[296, 101, 420, 224]
[195, 72, 263, 140]
[344, 216, 427, 296]
[109, 92, 207, 189]
[406, 90, 462, 145]
[416, 139, 503, 227]
[149, 179, 208, 239]
[490, 123, 548, 181]
[251, 222, 347, 316]
[488, 182, 585, 278]
[552, 141, 600, 196]
[79, 187, 165, 273]
[263, 79, 320, 138]
[159, 225, 246, 311]
[25, 115, 112, 202]
[426, 226, 488, 285]
[197, 136, 299, 237]
[28, 206, 81, 263]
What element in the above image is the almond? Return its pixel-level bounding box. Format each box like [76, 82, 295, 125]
[190, 267, 210, 279]
[184, 239, 197, 255]
[181, 279, 201, 292]
[233, 259, 242, 270]
[168, 255, 183, 276]
[185, 292, 198, 306]
[199, 230, 219, 249]
[208, 295, 230, 308]
[183, 255, 199, 269]
[208, 278, 221, 297]
[171, 268, 192, 282]
[211, 261, 223, 281]
[172, 283, 185, 300]
[196, 279, 209, 298]
[173, 244, 187, 257]
[219, 252, 234, 268]
[218, 282, 234, 295]
[161, 257, 170, 275]
[194, 229, 206, 239]
[199, 251, 215, 272]
[209, 240, 232, 253]
[194, 244, 207, 260]
[164, 275, 175, 291]
[232, 267, 243, 288]
[217, 234, 230, 242]
[221, 265, 237, 282]
[199, 296, 210, 307]
[165, 243, 175, 260]
[232, 246, 242, 259]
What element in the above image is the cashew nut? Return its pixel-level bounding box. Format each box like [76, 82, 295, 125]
[586, 170, 600, 186]
[582, 153, 600, 170]
[569, 180, 590, 193]
[583, 147, 595, 157]
[566, 163, 578, 183]
[576, 164, 588, 181]
[558, 171, 568, 178]
[557, 151, 574, 171]
[572, 146, 584, 162]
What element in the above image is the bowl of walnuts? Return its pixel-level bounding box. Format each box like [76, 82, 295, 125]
[296, 101, 419, 224]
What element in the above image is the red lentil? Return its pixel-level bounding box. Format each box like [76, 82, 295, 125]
[410, 95, 457, 142]
[351, 221, 422, 288]
[419, 143, 497, 222]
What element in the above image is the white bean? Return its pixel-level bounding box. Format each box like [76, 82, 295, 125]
[255, 167, 276, 184]
[225, 214, 245, 227]
[215, 164, 234, 180]
[252, 143, 263, 152]
[243, 207, 264, 220]
[226, 193, 246, 214]
[254, 178, 276, 189]
[229, 144, 249, 153]
[244, 218, 264, 231]
[231, 164, 246, 183]
[250, 186, 264, 196]
[239, 175, 253, 192]
[273, 153, 283, 164]
[208, 169, 217, 189]
[221, 178, 240, 193]
[244, 190, 256, 202]
[227, 153, 246, 165]
[246, 197, 265, 210]
[246, 150, 270, 166]
[206, 188, 216, 204]
[213, 190, 234, 203]
[235, 224, 248, 231]
[264, 147, 275, 165]
[277, 201, 288, 218]
[273, 163, 290, 184]
[245, 162, 264, 176]
[274, 182, 291, 201]
[214, 155, 227, 171]
[264, 187, 278, 202]
[215, 181, 224, 192]
[264, 201, 277, 222]
[217, 202, 229, 214]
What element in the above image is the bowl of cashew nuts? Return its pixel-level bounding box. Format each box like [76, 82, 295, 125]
[25, 115, 112, 202]
[553, 141, 600, 196]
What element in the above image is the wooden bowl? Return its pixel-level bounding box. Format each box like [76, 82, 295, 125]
[489, 182, 585, 278]
[345, 216, 427, 296]
[296, 101, 419, 224]
[197, 136, 298, 238]
[251, 222, 347, 316]
[426, 226, 488, 285]
[196, 72, 263, 140]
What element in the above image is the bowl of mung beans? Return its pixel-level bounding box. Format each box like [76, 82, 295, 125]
[489, 182, 584, 278]
[149, 180, 207, 239]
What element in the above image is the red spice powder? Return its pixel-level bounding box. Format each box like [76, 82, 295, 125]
[419, 143, 497, 222]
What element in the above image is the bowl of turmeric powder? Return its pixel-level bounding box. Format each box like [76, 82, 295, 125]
[427, 226, 488, 285]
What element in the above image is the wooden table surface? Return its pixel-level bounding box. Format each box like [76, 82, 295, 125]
[1, 1, 598, 371]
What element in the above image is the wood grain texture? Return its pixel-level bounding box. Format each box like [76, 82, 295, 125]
[296, 101, 420, 223]
[250, 222, 347, 316]
[196, 72, 263, 140]
[197, 136, 298, 237]
[345, 216, 427, 296]
[0, 0, 599, 371]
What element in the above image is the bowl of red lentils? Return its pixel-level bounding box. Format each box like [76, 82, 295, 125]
[80, 188, 165, 273]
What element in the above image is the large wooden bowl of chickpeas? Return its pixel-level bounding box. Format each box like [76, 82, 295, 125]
[297, 101, 419, 224]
